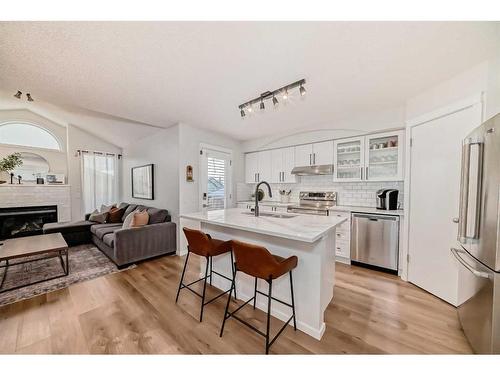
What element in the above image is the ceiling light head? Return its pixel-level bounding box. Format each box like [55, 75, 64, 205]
[26, 93, 34, 102]
[272, 95, 279, 106]
[299, 84, 306, 96]
[282, 89, 288, 100]
[14, 91, 22, 99]
[240, 108, 246, 118]
[260, 99, 265, 111]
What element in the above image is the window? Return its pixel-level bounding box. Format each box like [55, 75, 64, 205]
[81, 151, 119, 214]
[0, 122, 61, 150]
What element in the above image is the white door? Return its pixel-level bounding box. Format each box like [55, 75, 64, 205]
[245, 153, 259, 183]
[365, 130, 404, 181]
[312, 140, 334, 165]
[408, 102, 482, 306]
[295, 144, 313, 167]
[200, 148, 232, 211]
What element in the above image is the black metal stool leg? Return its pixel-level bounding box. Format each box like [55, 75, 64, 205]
[290, 271, 297, 330]
[253, 277, 258, 309]
[220, 268, 236, 337]
[209, 256, 213, 286]
[199, 256, 210, 322]
[230, 251, 237, 299]
[175, 252, 190, 303]
[265, 279, 272, 354]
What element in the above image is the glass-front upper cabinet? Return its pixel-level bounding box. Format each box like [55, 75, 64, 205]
[333, 136, 365, 181]
[365, 130, 404, 181]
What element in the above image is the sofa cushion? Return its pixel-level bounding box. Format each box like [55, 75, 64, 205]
[102, 233, 115, 247]
[43, 220, 94, 234]
[122, 204, 138, 221]
[89, 210, 108, 223]
[146, 207, 169, 224]
[90, 223, 122, 240]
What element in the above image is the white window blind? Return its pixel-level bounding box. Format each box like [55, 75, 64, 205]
[206, 156, 226, 210]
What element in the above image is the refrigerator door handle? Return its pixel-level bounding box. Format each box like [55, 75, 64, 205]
[458, 139, 484, 242]
[451, 247, 490, 279]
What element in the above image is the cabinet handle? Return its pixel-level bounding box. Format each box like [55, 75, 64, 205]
[365, 167, 368, 180]
[309, 154, 312, 165]
[313, 153, 316, 165]
[360, 166, 363, 180]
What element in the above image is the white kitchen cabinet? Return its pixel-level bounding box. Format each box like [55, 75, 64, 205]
[258, 150, 272, 182]
[271, 147, 296, 183]
[245, 153, 259, 183]
[294, 144, 313, 167]
[333, 130, 404, 182]
[312, 140, 334, 165]
[333, 136, 365, 181]
[330, 210, 351, 263]
[365, 130, 404, 181]
[294, 141, 333, 167]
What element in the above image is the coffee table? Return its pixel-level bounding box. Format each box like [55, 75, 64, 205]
[0, 233, 69, 293]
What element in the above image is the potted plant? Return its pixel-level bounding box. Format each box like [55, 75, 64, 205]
[0, 153, 23, 184]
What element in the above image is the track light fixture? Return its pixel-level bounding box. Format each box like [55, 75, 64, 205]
[26, 93, 34, 102]
[238, 79, 306, 118]
[14, 91, 22, 99]
[299, 84, 306, 96]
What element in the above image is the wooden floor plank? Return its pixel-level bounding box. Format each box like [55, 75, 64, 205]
[0, 254, 472, 354]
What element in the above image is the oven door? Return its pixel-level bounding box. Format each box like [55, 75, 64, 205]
[287, 207, 328, 216]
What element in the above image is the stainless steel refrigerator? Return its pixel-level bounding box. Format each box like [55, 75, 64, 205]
[451, 112, 500, 354]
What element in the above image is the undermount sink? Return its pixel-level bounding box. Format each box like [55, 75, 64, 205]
[241, 211, 297, 219]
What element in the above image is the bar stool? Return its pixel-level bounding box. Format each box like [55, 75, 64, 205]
[220, 239, 297, 354]
[176, 227, 236, 322]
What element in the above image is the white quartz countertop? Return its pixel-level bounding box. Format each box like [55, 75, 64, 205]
[329, 205, 404, 216]
[181, 208, 346, 243]
[237, 200, 294, 207]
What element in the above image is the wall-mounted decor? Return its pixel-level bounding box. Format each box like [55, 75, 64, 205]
[132, 164, 154, 200]
[14, 152, 50, 182]
[186, 165, 193, 182]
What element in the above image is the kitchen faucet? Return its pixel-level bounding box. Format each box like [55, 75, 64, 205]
[254, 181, 272, 217]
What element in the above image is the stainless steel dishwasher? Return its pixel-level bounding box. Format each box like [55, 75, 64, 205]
[351, 213, 400, 273]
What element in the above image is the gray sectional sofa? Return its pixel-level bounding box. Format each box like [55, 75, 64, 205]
[43, 203, 176, 267]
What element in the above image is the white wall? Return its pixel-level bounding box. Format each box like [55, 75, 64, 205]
[178, 123, 244, 215]
[121, 125, 180, 225]
[67, 124, 122, 219]
[406, 57, 500, 122]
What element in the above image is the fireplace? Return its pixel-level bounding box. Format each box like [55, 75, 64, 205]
[0, 205, 58, 240]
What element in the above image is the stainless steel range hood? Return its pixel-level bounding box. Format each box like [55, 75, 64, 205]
[291, 164, 334, 176]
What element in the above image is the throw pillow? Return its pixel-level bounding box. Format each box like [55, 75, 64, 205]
[132, 210, 149, 227]
[108, 207, 125, 223]
[122, 209, 137, 229]
[89, 209, 108, 223]
[100, 203, 116, 213]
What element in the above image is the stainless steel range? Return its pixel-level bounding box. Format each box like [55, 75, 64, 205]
[287, 191, 337, 216]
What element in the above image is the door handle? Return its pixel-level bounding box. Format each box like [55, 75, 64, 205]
[452, 217, 459, 223]
[450, 247, 490, 279]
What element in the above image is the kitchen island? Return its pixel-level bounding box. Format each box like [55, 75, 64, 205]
[179, 208, 346, 339]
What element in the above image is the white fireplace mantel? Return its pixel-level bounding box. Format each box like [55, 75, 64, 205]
[0, 184, 71, 222]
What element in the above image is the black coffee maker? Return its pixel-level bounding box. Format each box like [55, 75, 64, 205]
[376, 189, 399, 210]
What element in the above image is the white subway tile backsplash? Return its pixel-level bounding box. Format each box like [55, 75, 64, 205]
[238, 175, 404, 209]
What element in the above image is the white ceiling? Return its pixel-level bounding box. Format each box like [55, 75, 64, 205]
[1, 21, 499, 143]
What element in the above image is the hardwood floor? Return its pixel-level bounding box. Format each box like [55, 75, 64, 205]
[0, 254, 472, 354]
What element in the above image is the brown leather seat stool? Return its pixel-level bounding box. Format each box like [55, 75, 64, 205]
[176, 227, 236, 322]
[219, 239, 297, 354]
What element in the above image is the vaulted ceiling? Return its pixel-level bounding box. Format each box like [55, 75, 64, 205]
[1, 21, 499, 145]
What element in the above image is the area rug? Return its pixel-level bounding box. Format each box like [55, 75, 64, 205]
[0, 244, 135, 307]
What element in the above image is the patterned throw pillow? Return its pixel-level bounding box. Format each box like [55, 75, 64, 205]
[100, 204, 116, 213]
[88, 209, 108, 223]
